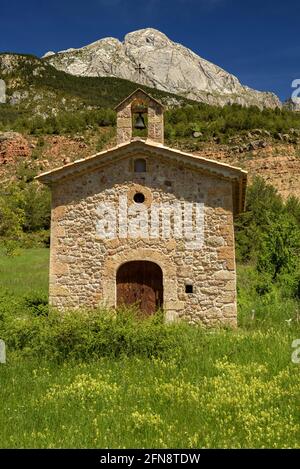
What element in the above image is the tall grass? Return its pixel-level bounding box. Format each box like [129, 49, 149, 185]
[0, 248, 49, 298]
[0, 249, 299, 448]
[1, 327, 299, 448]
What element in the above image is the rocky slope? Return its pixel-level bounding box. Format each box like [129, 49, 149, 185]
[0, 52, 190, 119]
[44, 28, 281, 109]
[284, 98, 300, 112]
[193, 142, 300, 201]
[1, 128, 300, 202]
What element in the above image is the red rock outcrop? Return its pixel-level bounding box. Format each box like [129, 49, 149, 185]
[0, 132, 31, 165]
[0, 130, 299, 202]
[194, 143, 300, 200]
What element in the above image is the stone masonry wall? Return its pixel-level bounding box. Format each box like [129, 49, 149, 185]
[50, 154, 236, 326]
[116, 90, 164, 145]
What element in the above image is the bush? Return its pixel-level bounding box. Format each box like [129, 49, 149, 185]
[0, 179, 51, 247]
[257, 215, 300, 280]
[237, 265, 300, 329]
[0, 187, 25, 239]
[164, 102, 300, 144]
[235, 177, 285, 263]
[23, 291, 49, 316]
[0, 307, 183, 362]
[0, 290, 21, 322]
[0, 239, 22, 257]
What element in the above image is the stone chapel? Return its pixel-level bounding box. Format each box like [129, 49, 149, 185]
[36, 89, 247, 326]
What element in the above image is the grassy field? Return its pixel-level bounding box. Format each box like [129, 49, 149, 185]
[0, 249, 300, 448]
[0, 248, 49, 297]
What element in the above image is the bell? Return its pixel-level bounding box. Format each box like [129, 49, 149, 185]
[134, 112, 146, 130]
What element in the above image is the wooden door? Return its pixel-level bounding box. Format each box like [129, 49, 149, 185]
[116, 261, 163, 316]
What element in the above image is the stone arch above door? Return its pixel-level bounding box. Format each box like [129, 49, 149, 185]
[102, 248, 184, 322]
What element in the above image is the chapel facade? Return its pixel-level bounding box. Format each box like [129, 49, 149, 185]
[37, 89, 247, 326]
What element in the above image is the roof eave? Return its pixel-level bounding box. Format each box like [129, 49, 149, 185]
[35, 139, 247, 212]
[114, 88, 164, 111]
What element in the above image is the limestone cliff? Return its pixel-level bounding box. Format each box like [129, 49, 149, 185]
[44, 28, 281, 109]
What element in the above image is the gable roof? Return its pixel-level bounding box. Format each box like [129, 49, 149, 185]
[35, 138, 247, 214]
[114, 88, 164, 111]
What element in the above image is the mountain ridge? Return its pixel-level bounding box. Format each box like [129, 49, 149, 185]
[43, 28, 281, 109]
[0, 52, 194, 119]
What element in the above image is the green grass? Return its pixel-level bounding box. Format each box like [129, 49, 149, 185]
[1, 330, 299, 448]
[0, 248, 49, 297]
[0, 249, 300, 448]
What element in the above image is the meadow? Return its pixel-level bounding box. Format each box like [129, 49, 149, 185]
[0, 249, 300, 448]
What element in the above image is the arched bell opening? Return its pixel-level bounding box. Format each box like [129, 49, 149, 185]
[131, 101, 148, 138]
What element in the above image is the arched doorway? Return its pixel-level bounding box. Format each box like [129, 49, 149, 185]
[116, 261, 163, 316]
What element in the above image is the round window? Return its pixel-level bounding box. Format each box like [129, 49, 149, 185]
[133, 192, 145, 204]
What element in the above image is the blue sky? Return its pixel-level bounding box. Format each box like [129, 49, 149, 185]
[0, 0, 299, 101]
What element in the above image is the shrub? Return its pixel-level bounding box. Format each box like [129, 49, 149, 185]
[0, 290, 21, 322]
[257, 215, 300, 280]
[237, 264, 300, 329]
[0, 307, 183, 362]
[23, 291, 49, 316]
[0, 239, 22, 257]
[235, 177, 285, 263]
[0, 179, 51, 247]
[0, 188, 25, 239]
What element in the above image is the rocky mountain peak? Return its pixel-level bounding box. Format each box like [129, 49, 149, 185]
[124, 28, 171, 47]
[42, 28, 280, 109]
